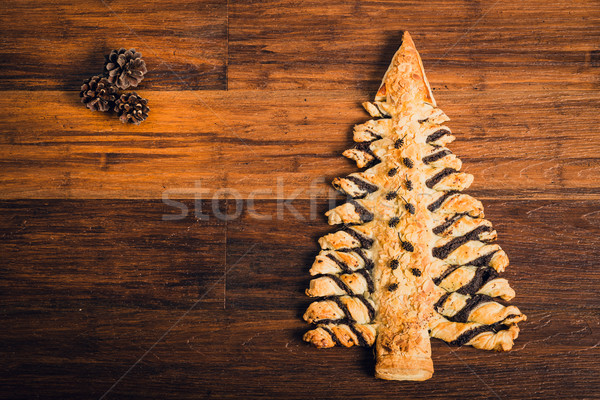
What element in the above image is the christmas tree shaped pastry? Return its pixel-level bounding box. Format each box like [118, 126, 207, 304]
[303, 32, 526, 381]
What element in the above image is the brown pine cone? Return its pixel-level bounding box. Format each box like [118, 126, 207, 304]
[114, 92, 150, 125]
[80, 75, 119, 112]
[104, 48, 147, 90]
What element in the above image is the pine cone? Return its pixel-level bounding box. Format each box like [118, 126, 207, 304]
[104, 48, 147, 90]
[114, 93, 150, 125]
[80, 75, 119, 112]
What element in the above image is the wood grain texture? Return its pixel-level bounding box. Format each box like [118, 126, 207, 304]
[1, 89, 599, 199]
[0, 200, 598, 399]
[0, 0, 227, 90]
[229, 0, 600, 91]
[1, 0, 599, 398]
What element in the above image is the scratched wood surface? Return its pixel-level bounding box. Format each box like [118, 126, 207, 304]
[0, 0, 599, 399]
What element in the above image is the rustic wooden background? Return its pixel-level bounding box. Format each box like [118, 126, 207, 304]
[1, 1, 599, 399]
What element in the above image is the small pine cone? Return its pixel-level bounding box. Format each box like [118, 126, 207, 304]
[104, 48, 147, 90]
[114, 92, 149, 125]
[80, 75, 119, 112]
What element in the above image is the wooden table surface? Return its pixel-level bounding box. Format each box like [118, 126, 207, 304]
[1, 1, 599, 399]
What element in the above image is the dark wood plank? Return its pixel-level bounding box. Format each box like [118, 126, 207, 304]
[0, 200, 598, 399]
[0, 0, 227, 90]
[4, 309, 595, 399]
[0, 200, 227, 312]
[228, 0, 600, 91]
[1, 89, 599, 199]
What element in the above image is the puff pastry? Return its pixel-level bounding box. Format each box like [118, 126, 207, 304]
[302, 31, 526, 381]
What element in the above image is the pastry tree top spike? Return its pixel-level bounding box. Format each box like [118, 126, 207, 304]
[302, 31, 526, 381]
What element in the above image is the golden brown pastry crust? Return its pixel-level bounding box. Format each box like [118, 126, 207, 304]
[302, 31, 525, 381]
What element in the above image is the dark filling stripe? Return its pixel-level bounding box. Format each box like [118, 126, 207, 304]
[432, 250, 499, 284]
[319, 325, 342, 346]
[422, 149, 452, 164]
[314, 274, 353, 294]
[312, 318, 344, 325]
[427, 190, 458, 212]
[312, 296, 375, 347]
[316, 268, 373, 295]
[503, 314, 520, 322]
[340, 226, 374, 249]
[312, 294, 374, 323]
[347, 323, 369, 347]
[344, 176, 379, 195]
[353, 141, 381, 168]
[426, 168, 457, 189]
[321, 321, 375, 347]
[325, 253, 352, 274]
[354, 295, 376, 321]
[434, 292, 450, 311]
[448, 321, 510, 347]
[433, 265, 460, 285]
[349, 200, 374, 223]
[456, 267, 500, 295]
[330, 296, 355, 323]
[426, 129, 451, 143]
[333, 181, 364, 199]
[444, 294, 494, 323]
[363, 128, 382, 140]
[354, 141, 375, 156]
[374, 103, 391, 118]
[469, 250, 499, 267]
[355, 268, 375, 293]
[354, 248, 374, 270]
[432, 225, 492, 260]
[432, 212, 467, 236]
[363, 160, 380, 169]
